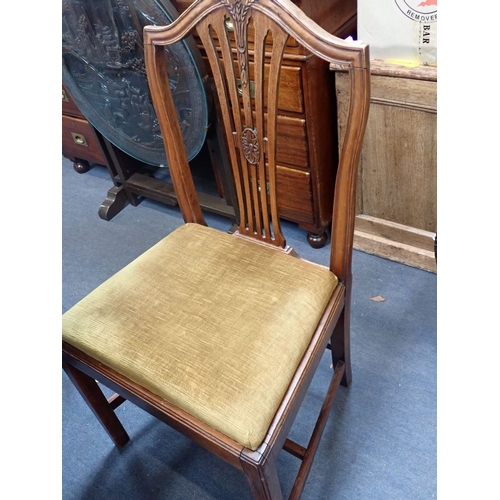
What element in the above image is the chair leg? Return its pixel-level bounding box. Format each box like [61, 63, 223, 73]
[63, 362, 130, 448]
[241, 451, 283, 500]
[330, 305, 352, 387]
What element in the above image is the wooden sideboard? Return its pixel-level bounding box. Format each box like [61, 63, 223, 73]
[171, 0, 357, 247]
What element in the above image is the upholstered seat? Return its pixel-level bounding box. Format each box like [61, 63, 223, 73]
[63, 223, 338, 450]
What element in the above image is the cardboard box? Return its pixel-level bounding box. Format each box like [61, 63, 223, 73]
[358, 0, 437, 66]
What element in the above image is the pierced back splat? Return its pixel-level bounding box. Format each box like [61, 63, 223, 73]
[198, 5, 288, 247]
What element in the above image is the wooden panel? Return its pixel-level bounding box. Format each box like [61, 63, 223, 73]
[370, 74, 437, 112]
[301, 56, 336, 229]
[62, 115, 107, 166]
[360, 93, 436, 231]
[354, 215, 436, 273]
[336, 61, 437, 271]
[62, 85, 84, 119]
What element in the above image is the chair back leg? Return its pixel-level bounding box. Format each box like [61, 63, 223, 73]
[330, 304, 352, 388]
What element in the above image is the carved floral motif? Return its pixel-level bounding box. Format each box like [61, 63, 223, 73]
[220, 0, 260, 88]
[241, 127, 260, 164]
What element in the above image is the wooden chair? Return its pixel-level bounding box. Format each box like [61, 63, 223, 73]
[62, 0, 370, 498]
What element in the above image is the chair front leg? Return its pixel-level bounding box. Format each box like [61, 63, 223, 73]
[241, 449, 283, 500]
[63, 362, 130, 448]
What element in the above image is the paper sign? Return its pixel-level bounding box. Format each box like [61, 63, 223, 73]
[358, 0, 437, 66]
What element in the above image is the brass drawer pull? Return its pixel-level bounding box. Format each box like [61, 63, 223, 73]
[62, 90, 69, 102]
[236, 78, 256, 98]
[71, 132, 88, 147]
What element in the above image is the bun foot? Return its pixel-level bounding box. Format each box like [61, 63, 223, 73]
[307, 231, 328, 248]
[73, 160, 91, 174]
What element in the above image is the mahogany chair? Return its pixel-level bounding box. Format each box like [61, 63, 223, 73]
[62, 0, 370, 498]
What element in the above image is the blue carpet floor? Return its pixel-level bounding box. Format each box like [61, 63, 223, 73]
[62, 157, 437, 499]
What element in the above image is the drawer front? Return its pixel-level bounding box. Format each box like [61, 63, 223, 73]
[62, 115, 107, 166]
[203, 56, 304, 114]
[62, 86, 84, 119]
[234, 60, 304, 114]
[276, 115, 308, 168]
[240, 112, 309, 169]
[276, 165, 314, 225]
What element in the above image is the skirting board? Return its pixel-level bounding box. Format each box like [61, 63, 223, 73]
[354, 214, 436, 273]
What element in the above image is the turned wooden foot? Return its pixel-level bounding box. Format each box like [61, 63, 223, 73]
[307, 230, 328, 249]
[73, 159, 91, 174]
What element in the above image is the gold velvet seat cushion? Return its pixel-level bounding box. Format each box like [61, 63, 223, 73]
[62, 223, 338, 450]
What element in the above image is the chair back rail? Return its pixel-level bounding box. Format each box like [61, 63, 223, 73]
[144, 0, 370, 281]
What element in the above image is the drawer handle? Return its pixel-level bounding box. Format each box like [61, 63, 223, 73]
[224, 16, 234, 31]
[236, 78, 256, 98]
[62, 90, 69, 102]
[71, 132, 88, 147]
